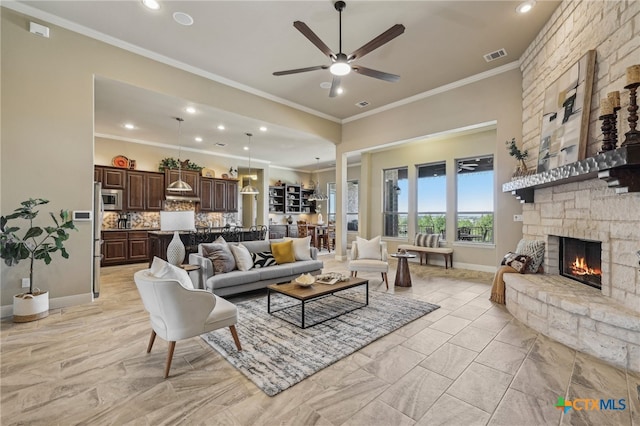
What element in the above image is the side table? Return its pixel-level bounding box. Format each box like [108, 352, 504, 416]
[180, 264, 202, 289]
[390, 253, 416, 287]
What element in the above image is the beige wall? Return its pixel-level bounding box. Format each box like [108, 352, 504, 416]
[339, 69, 525, 267]
[0, 8, 339, 310]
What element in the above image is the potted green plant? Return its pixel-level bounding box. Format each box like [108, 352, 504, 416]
[505, 138, 529, 176]
[0, 198, 77, 322]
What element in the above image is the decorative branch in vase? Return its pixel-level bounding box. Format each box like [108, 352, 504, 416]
[505, 138, 531, 178]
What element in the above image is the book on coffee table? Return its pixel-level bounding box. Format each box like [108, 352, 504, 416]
[315, 277, 339, 285]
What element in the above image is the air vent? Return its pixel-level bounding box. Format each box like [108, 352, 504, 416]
[483, 48, 507, 62]
[215, 143, 226, 147]
[355, 101, 370, 108]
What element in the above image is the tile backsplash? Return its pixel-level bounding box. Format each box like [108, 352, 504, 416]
[102, 210, 237, 230]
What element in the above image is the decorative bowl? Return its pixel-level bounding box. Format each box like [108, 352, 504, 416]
[295, 273, 315, 287]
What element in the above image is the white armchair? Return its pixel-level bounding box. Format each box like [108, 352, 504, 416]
[134, 270, 242, 378]
[348, 239, 389, 289]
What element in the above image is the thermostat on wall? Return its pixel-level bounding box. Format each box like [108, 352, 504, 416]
[73, 211, 92, 221]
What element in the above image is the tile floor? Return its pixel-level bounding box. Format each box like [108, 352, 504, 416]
[1, 256, 638, 425]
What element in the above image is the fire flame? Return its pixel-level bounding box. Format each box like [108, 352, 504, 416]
[570, 256, 601, 277]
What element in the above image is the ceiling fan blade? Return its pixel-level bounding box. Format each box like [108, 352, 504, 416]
[329, 76, 341, 98]
[273, 65, 328, 76]
[352, 66, 400, 82]
[348, 24, 405, 61]
[293, 21, 335, 58]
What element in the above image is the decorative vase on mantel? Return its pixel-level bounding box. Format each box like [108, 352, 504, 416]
[513, 159, 528, 179]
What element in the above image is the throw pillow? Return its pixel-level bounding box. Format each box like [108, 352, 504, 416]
[230, 243, 253, 271]
[203, 243, 236, 273]
[516, 239, 545, 273]
[271, 240, 296, 264]
[414, 233, 429, 247]
[251, 251, 276, 268]
[284, 236, 312, 261]
[148, 256, 194, 290]
[426, 233, 440, 248]
[356, 235, 381, 260]
[503, 252, 531, 274]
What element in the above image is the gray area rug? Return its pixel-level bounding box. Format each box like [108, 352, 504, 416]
[201, 289, 440, 396]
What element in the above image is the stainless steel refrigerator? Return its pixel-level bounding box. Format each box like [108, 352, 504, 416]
[93, 182, 103, 298]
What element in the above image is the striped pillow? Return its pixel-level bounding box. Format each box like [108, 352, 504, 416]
[515, 239, 545, 273]
[251, 251, 276, 268]
[415, 233, 440, 248]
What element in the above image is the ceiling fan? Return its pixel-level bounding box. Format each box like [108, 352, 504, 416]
[458, 160, 479, 171]
[273, 1, 405, 97]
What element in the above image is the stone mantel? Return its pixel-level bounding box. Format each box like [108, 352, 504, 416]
[502, 145, 640, 203]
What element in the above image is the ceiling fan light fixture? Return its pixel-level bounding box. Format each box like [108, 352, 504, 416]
[330, 61, 351, 76]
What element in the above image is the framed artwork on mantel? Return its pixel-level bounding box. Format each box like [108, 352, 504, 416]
[536, 50, 596, 173]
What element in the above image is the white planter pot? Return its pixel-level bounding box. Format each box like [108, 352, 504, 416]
[13, 291, 49, 323]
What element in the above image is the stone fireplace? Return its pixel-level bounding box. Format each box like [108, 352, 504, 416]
[502, 178, 640, 372]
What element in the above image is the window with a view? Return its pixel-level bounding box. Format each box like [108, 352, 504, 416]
[456, 155, 494, 243]
[328, 181, 359, 231]
[417, 162, 447, 239]
[383, 167, 408, 238]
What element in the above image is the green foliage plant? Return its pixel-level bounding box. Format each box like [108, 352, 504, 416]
[0, 198, 77, 295]
[158, 158, 203, 172]
[505, 138, 528, 160]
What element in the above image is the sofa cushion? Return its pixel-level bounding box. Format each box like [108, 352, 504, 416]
[209, 270, 262, 289]
[271, 240, 296, 264]
[230, 243, 253, 271]
[259, 264, 294, 280]
[203, 242, 236, 273]
[291, 259, 324, 275]
[240, 239, 276, 254]
[356, 235, 381, 260]
[285, 236, 312, 261]
[251, 251, 276, 268]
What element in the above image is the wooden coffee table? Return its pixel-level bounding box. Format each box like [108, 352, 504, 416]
[267, 277, 369, 328]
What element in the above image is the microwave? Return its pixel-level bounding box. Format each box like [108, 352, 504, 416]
[101, 189, 123, 211]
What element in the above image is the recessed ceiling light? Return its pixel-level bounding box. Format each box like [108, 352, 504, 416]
[337, 87, 344, 95]
[259, 126, 267, 132]
[124, 123, 135, 129]
[217, 124, 225, 130]
[320, 82, 332, 89]
[173, 11, 194, 26]
[185, 106, 196, 114]
[516, 0, 535, 14]
[141, 0, 160, 11]
[243, 146, 249, 151]
[195, 136, 203, 142]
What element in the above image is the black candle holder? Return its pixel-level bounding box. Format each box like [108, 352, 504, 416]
[599, 113, 616, 152]
[623, 82, 640, 146]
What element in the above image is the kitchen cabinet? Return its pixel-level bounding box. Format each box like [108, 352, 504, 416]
[126, 171, 165, 211]
[199, 177, 215, 211]
[101, 231, 128, 266]
[127, 231, 149, 262]
[101, 230, 150, 266]
[96, 166, 126, 189]
[165, 169, 199, 197]
[213, 179, 238, 212]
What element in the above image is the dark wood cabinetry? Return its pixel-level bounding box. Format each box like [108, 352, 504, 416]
[199, 177, 215, 211]
[101, 230, 149, 266]
[96, 166, 126, 189]
[126, 171, 164, 211]
[213, 179, 238, 212]
[165, 169, 199, 197]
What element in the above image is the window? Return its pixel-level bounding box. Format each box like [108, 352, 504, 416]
[456, 155, 494, 243]
[417, 162, 447, 239]
[383, 167, 408, 238]
[327, 180, 359, 231]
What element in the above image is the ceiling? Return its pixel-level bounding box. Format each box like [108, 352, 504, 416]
[13, 0, 560, 170]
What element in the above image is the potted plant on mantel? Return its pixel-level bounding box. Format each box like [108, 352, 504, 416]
[505, 138, 530, 178]
[0, 198, 77, 322]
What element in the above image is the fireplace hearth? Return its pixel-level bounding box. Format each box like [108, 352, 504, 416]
[560, 237, 602, 289]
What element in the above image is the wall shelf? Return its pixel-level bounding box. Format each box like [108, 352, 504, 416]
[502, 145, 640, 203]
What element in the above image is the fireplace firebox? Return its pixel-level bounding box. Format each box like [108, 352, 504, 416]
[560, 237, 602, 289]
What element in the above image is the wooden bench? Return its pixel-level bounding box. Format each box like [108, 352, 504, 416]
[397, 244, 453, 269]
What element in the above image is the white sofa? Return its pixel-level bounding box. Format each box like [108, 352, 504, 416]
[189, 239, 323, 296]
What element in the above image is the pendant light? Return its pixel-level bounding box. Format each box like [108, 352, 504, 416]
[167, 117, 193, 192]
[308, 157, 328, 201]
[240, 132, 259, 194]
